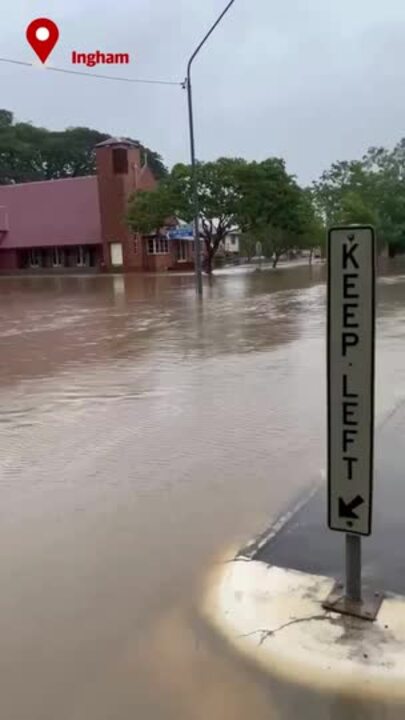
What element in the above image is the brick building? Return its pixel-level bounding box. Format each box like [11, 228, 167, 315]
[0, 138, 195, 274]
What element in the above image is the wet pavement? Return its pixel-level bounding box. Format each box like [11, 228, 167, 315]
[254, 399, 405, 596]
[0, 260, 405, 719]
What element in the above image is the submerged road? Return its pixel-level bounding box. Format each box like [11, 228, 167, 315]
[0, 260, 405, 719]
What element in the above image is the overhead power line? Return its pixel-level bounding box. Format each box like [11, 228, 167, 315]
[0, 57, 182, 87]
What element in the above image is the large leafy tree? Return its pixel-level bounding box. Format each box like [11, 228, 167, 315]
[0, 110, 13, 128]
[313, 140, 405, 255]
[363, 142, 405, 255]
[127, 182, 176, 235]
[129, 157, 246, 274]
[128, 157, 315, 273]
[294, 190, 326, 263]
[237, 160, 317, 267]
[171, 158, 246, 273]
[0, 109, 167, 185]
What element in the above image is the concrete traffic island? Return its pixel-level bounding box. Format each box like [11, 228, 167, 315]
[204, 558, 405, 718]
[203, 402, 405, 718]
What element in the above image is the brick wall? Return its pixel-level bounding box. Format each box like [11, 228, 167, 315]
[95, 140, 157, 272]
[143, 252, 172, 272]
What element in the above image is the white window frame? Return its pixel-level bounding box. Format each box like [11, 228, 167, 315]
[76, 246, 88, 267]
[147, 237, 169, 255]
[52, 247, 64, 267]
[178, 240, 187, 261]
[29, 249, 41, 268]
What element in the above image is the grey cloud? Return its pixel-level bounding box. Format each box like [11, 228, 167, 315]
[1, 0, 405, 183]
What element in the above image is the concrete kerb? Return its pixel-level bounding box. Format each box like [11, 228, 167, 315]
[203, 556, 405, 711]
[237, 477, 323, 561]
[202, 437, 405, 716]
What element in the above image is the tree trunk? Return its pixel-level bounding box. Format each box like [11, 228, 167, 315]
[309, 247, 313, 265]
[205, 250, 214, 274]
[272, 253, 279, 269]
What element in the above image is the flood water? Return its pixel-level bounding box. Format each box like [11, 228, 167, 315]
[1, 260, 405, 719]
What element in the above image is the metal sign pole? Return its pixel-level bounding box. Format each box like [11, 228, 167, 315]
[323, 224, 383, 620]
[346, 534, 361, 602]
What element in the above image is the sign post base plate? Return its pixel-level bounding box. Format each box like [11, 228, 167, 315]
[322, 582, 383, 621]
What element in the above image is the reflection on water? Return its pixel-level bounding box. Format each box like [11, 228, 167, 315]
[0, 260, 405, 719]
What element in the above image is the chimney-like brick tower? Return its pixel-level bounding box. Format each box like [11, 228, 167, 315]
[95, 137, 150, 271]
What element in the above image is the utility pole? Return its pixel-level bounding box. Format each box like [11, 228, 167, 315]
[185, 0, 237, 296]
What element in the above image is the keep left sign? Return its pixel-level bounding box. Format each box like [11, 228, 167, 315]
[327, 226, 376, 536]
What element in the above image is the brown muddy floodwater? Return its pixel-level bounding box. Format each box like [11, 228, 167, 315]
[1, 260, 405, 719]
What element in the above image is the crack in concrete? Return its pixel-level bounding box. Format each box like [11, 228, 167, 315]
[239, 613, 331, 646]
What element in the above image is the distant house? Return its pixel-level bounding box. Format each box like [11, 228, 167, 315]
[223, 229, 240, 255]
[0, 138, 195, 274]
[165, 220, 241, 265]
[200, 221, 240, 257]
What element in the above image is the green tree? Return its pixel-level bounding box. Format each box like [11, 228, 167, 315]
[339, 191, 378, 226]
[363, 142, 405, 255]
[128, 156, 315, 273]
[127, 182, 176, 235]
[247, 225, 289, 268]
[239, 231, 258, 262]
[238, 160, 317, 267]
[312, 160, 370, 226]
[0, 109, 13, 128]
[0, 110, 167, 185]
[128, 158, 246, 274]
[313, 140, 405, 256]
[143, 147, 167, 181]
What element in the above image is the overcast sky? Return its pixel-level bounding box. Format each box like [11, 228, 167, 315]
[2, 0, 405, 183]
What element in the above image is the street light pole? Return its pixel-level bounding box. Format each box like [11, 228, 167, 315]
[185, 73, 202, 296]
[185, 0, 237, 296]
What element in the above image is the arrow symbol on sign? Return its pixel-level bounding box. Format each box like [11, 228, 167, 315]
[339, 495, 364, 519]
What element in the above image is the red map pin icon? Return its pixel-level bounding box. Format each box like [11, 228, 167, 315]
[26, 18, 60, 64]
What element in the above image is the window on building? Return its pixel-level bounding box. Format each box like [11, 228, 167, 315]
[29, 249, 41, 268]
[52, 247, 64, 266]
[230, 236, 236, 245]
[147, 237, 169, 255]
[113, 148, 128, 175]
[178, 240, 187, 261]
[76, 246, 89, 267]
[133, 239, 137, 254]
